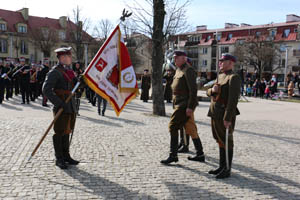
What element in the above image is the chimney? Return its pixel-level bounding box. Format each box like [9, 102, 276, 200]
[196, 25, 207, 31]
[240, 23, 251, 27]
[286, 14, 300, 23]
[18, 8, 29, 21]
[225, 23, 239, 29]
[59, 16, 67, 28]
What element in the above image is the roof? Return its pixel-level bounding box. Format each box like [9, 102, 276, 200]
[181, 21, 300, 35]
[0, 8, 93, 41]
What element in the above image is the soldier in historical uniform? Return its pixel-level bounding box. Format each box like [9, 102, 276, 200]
[42, 47, 79, 169]
[163, 69, 174, 103]
[161, 51, 205, 164]
[207, 53, 241, 179]
[39, 58, 51, 106]
[140, 69, 151, 102]
[18, 57, 31, 104]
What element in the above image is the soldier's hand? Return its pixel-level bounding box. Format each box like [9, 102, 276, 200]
[186, 108, 193, 117]
[212, 84, 219, 93]
[224, 120, 231, 129]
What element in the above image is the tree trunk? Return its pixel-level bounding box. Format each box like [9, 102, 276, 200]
[151, 0, 166, 116]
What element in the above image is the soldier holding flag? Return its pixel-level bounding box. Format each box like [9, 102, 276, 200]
[42, 47, 79, 169]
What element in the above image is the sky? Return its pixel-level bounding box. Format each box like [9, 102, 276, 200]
[1, 0, 300, 34]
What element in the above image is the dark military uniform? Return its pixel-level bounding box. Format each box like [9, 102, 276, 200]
[19, 64, 31, 104]
[161, 61, 205, 164]
[163, 72, 173, 103]
[73, 64, 84, 115]
[40, 64, 50, 106]
[140, 73, 151, 102]
[207, 69, 241, 178]
[1, 64, 12, 101]
[42, 47, 79, 169]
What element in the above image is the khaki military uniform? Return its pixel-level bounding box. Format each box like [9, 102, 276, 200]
[169, 63, 198, 136]
[207, 69, 240, 176]
[207, 70, 240, 148]
[162, 63, 205, 163]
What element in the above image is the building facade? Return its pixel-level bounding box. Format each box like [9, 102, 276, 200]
[170, 14, 300, 81]
[0, 8, 94, 66]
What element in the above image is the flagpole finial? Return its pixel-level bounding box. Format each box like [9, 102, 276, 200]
[120, 9, 132, 22]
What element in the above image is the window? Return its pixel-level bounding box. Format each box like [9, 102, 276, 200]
[18, 25, 27, 33]
[270, 30, 276, 37]
[0, 39, 8, 53]
[281, 58, 285, 66]
[256, 31, 261, 37]
[202, 48, 208, 54]
[202, 60, 207, 66]
[59, 30, 66, 40]
[226, 33, 233, 41]
[298, 59, 300, 66]
[0, 23, 6, 31]
[20, 40, 28, 54]
[217, 35, 221, 41]
[42, 28, 49, 38]
[205, 35, 211, 42]
[283, 29, 290, 38]
[221, 46, 229, 53]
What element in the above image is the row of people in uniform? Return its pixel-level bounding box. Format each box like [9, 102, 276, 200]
[0, 57, 50, 105]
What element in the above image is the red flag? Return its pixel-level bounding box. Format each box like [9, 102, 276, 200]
[83, 25, 138, 116]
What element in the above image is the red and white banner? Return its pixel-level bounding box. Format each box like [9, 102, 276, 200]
[83, 25, 138, 116]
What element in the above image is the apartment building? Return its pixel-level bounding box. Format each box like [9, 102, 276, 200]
[170, 14, 300, 80]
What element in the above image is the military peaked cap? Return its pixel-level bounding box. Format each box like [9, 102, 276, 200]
[173, 50, 187, 57]
[219, 53, 237, 63]
[55, 47, 72, 57]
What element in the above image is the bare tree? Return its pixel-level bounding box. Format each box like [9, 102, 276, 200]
[93, 19, 114, 40]
[233, 37, 280, 79]
[67, 6, 93, 62]
[126, 0, 190, 116]
[30, 27, 59, 57]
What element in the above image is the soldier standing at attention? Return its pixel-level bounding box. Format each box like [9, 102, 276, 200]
[42, 47, 79, 169]
[140, 69, 151, 102]
[161, 51, 205, 164]
[207, 53, 241, 179]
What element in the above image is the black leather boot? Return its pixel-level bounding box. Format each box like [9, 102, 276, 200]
[209, 148, 225, 175]
[216, 149, 233, 179]
[161, 130, 179, 164]
[188, 138, 205, 162]
[53, 135, 68, 169]
[62, 134, 79, 165]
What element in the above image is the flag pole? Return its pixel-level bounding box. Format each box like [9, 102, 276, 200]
[27, 82, 81, 163]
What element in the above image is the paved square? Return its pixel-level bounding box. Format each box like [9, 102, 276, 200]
[0, 95, 299, 199]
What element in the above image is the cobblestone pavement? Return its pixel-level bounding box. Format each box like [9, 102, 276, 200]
[0, 95, 299, 200]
